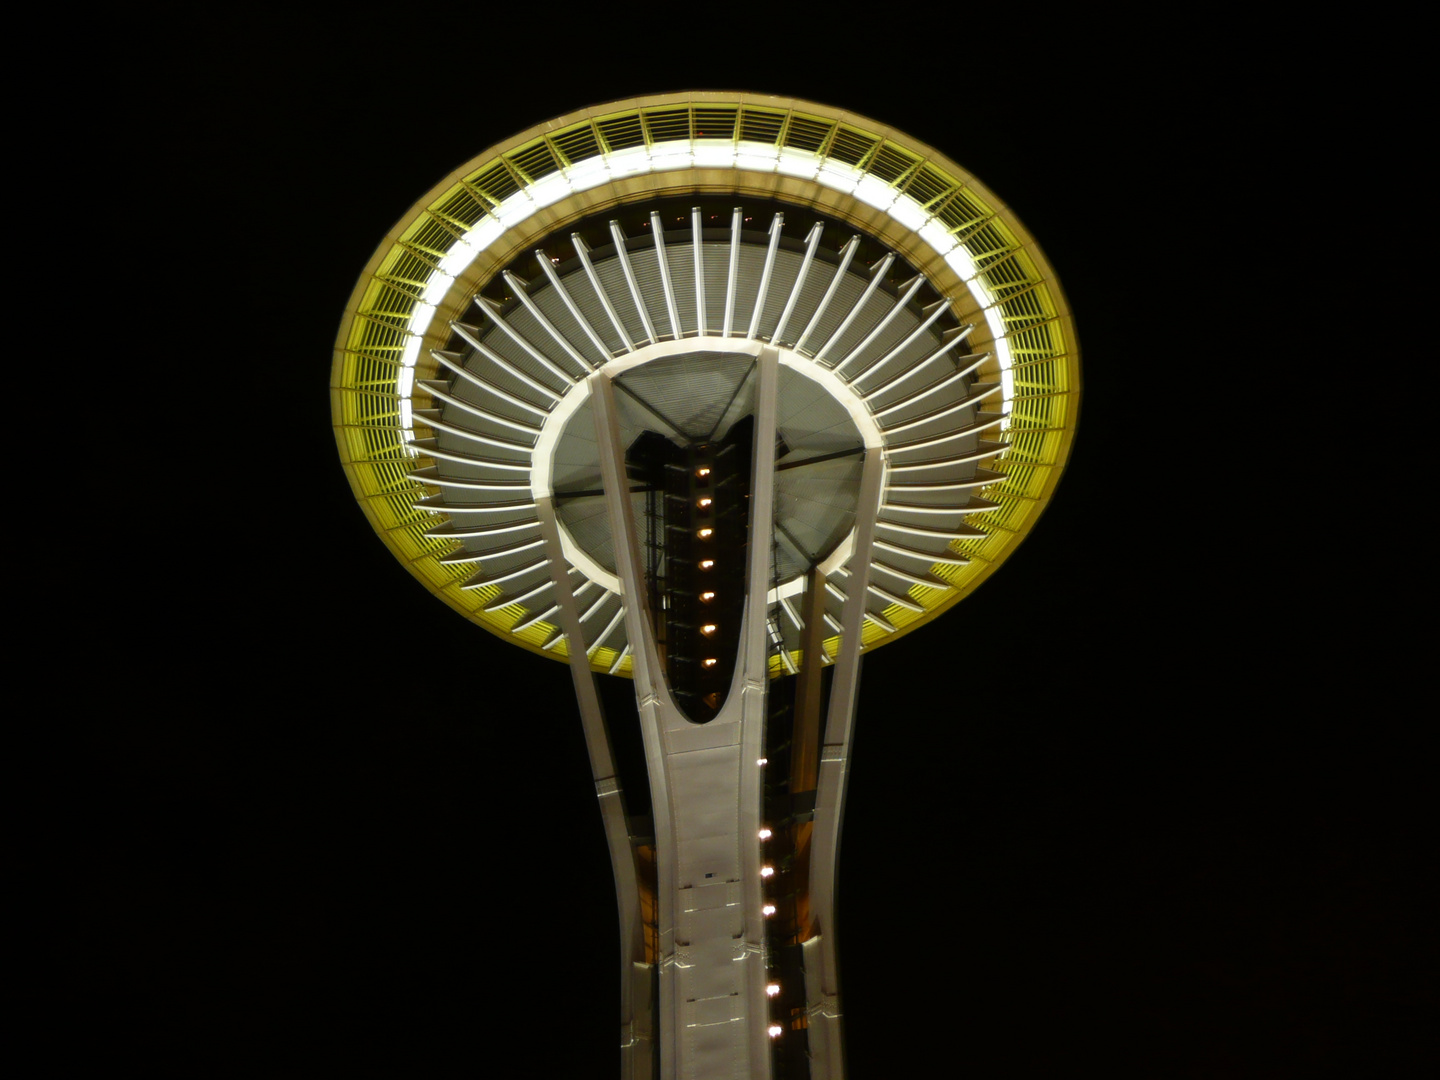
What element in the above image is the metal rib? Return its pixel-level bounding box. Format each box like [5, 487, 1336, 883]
[412, 410, 533, 454]
[418, 379, 542, 434]
[870, 354, 991, 419]
[881, 498, 999, 516]
[430, 350, 552, 418]
[793, 235, 860, 354]
[866, 582, 924, 613]
[461, 557, 551, 590]
[813, 252, 895, 365]
[501, 271, 595, 373]
[876, 519, 986, 540]
[770, 220, 824, 346]
[511, 603, 559, 633]
[474, 295, 578, 387]
[417, 498, 537, 519]
[887, 469, 1003, 493]
[608, 643, 632, 675]
[847, 298, 952, 387]
[745, 213, 784, 339]
[779, 596, 803, 631]
[573, 233, 635, 352]
[722, 207, 742, 336]
[578, 588, 609, 623]
[860, 329, 978, 401]
[449, 323, 565, 402]
[691, 207, 706, 337]
[831, 271, 923, 377]
[407, 467, 533, 492]
[888, 430, 1006, 458]
[865, 611, 898, 633]
[411, 440, 531, 472]
[777, 644, 797, 675]
[888, 454, 1000, 474]
[872, 560, 952, 589]
[535, 249, 613, 363]
[883, 405, 1004, 439]
[650, 212, 682, 339]
[423, 518, 541, 540]
[872, 539, 965, 567]
[482, 567, 578, 612]
[438, 536, 546, 565]
[587, 605, 626, 657]
[831, 568, 925, 613]
[608, 220, 658, 344]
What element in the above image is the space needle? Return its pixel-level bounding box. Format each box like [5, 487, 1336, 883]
[332, 92, 1079, 1079]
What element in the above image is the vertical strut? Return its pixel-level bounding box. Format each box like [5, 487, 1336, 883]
[804, 445, 885, 1080]
[535, 497, 652, 1077]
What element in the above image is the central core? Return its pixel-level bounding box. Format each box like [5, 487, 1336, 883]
[543, 345, 869, 719]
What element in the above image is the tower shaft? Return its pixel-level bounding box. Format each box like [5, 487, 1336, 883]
[538, 348, 884, 1079]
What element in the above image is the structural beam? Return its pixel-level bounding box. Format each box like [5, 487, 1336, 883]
[536, 496, 652, 1077]
[804, 445, 885, 1080]
[591, 350, 779, 1080]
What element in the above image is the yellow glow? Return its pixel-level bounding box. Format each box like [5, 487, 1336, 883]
[698, 528, 713, 538]
[758, 828, 772, 840]
[766, 983, 780, 997]
[701, 591, 716, 601]
[701, 624, 717, 635]
[702, 658, 718, 668]
[763, 904, 776, 916]
[698, 497, 712, 508]
[760, 866, 774, 877]
[697, 467, 711, 477]
[768, 1025, 783, 1038]
[700, 559, 714, 569]
[332, 94, 1079, 679]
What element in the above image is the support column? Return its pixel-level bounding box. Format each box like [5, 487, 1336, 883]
[592, 349, 779, 1080]
[536, 492, 654, 1078]
[803, 446, 885, 1080]
[790, 564, 828, 796]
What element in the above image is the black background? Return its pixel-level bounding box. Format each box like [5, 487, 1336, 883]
[71, 12, 1428, 1077]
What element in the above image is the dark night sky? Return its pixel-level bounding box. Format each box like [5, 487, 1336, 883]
[72, 14, 1428, 1077]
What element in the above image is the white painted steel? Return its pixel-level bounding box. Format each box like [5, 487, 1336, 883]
[575, 233, 636, 352]
[430, 350, 552, 417]
[536, 496, 653, 1076]
[804, 446, 885, 1080]
[609, 221, 659, 345]
[535, 248, 614, 363]
[474, 294, 578, 386]
[503, 269, 596, 373]
[650, 212, 682, 340]
[793, 235, 859, 355]
[588, 353, 782, 1080]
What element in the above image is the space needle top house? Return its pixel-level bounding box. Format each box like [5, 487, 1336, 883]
[332, 92, 1079, 1079]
